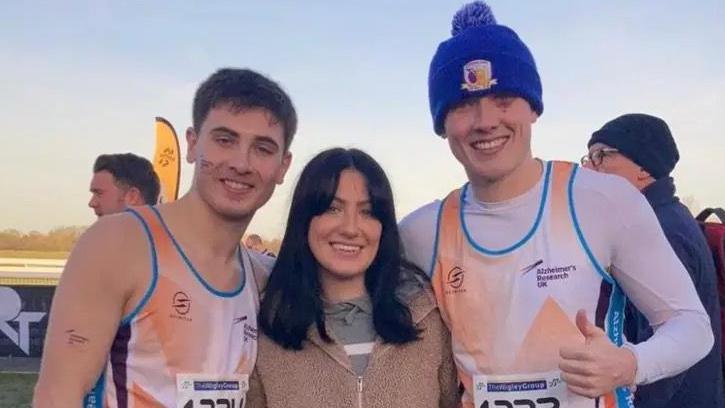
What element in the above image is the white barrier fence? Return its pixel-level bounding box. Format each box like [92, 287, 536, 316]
[0, 258, 64, 282]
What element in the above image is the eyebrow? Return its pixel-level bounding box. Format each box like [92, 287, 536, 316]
[209, 126, 281, 150]
[209, 126, 240, 138]
[331, 196, 372, 205]
[254, 135, 281, 150]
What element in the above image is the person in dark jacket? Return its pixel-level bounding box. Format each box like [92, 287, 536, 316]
[583, 113, 723, 408]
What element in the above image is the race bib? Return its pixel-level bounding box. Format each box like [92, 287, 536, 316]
[176, 373, 249, 408]
[473, 371, 568, 408]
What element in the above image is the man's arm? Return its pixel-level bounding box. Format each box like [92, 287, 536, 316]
[33, 215, 143, 406]
[624, 300, 687, 408]
[626, 230, 713, 407]
[399, 201, 441, 277]
[609, 185, 712, 385]
[559, 175, 711, 397]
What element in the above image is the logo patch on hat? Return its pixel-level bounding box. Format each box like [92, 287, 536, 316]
[461, 59, 497, 92]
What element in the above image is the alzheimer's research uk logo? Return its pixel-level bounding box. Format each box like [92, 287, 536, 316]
[461, 59, 498, 92]
[0, 286, 46, 355]
[520, 259, 576, 288]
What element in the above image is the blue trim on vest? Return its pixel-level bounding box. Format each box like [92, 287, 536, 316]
[567, 166, 633, 408]
[150, 206, 246, 298]
[567, 165, 614, 285]
[428, 201, 445, 278]
[120, 208, 159, 324]
[460, 161, 552, 256]
[83, 371, 105, 407]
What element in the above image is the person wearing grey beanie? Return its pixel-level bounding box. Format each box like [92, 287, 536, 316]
[399, 2, 714, 408]
[585, 113, 724, 408]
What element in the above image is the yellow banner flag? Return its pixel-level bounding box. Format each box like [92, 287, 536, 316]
[153, 117, 181, 203]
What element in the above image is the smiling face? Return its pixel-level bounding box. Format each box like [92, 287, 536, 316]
[443, 94, 538, 187]
[186, 105, 291, 222]
[308, 169, 383, 288]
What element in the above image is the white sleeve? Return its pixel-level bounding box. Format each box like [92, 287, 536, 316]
[604, 180, 713, 385]
[399, 201, 442, 277]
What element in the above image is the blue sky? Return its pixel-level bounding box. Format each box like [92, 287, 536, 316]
[1, 1, 724, 239]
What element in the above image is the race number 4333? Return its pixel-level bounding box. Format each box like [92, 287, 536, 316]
[176, 373, 249, 408]
[473, 371, 567, 408]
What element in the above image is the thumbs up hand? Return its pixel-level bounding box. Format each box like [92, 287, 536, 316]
[559, 309, 637, 398]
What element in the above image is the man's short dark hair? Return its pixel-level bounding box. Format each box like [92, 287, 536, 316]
[193, 68, 298, 151]
[93, 153, 161, 205]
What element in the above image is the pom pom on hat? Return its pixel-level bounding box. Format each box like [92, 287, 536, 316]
[451, 1, 497, 36]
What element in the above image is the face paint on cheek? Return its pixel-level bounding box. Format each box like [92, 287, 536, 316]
[198, 154, 218, 173]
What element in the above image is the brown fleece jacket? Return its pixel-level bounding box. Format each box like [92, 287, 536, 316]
[247, 288, 459, 408]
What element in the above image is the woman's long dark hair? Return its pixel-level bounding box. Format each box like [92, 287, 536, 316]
[259, 148, 420, 350]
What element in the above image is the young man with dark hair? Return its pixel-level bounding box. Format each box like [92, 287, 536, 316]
[35, 68, 296, 407]
[89, 153, 161, 217]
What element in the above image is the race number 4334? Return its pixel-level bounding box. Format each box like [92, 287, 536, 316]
[176, 373, 249, 408]
[473, 371, 567, 408]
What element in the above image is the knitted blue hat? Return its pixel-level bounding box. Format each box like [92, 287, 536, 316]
[428, 1, 543, 136]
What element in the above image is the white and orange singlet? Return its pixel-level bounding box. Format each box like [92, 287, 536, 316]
[401, 161, 711, 408]
[85, 206, 262, 408]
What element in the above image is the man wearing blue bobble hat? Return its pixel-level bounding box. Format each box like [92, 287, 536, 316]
[399, 2, 713, 408]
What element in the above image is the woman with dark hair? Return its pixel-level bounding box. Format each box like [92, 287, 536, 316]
[247, 148, 458, 408]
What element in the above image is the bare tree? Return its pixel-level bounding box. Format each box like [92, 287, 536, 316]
[0, 226, 86, 251]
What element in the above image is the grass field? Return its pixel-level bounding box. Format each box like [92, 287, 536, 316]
[0, 250, 68, 259]
[0, 373, 37, 407]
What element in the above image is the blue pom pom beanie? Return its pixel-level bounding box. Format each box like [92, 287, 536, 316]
[428, 1, 543, 136]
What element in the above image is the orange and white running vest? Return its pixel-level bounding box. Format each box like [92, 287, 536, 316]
[431, 161, 634, 408]
[85, 206, 260, 408]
